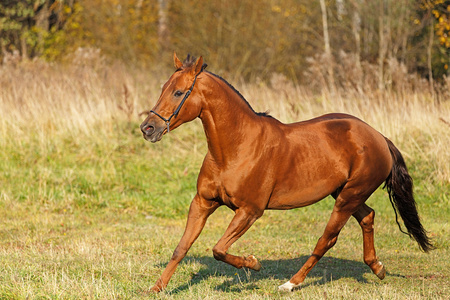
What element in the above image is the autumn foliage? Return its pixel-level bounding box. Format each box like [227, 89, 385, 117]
[1, 0, 450, 87]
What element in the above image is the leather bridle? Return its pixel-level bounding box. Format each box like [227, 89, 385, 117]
[150, 64, 207, 133]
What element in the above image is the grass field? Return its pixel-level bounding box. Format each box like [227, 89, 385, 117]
[0, 61, 449, 299]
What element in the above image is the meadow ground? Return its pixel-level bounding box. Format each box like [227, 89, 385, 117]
[0, 62, 449, 299]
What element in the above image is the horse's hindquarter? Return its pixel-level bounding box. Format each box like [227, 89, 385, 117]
[266, 115, 392, 210]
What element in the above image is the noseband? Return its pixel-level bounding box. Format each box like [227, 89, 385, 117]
[151, 64, 207, 133]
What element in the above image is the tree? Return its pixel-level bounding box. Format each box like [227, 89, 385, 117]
[378, 0, 387, 90]
[0, 0, 74, 61]
[429, 1, 450, 76]
[319, 0, 336, 93]
[0, 0, 35, 59]
[158, 0, 169, 53]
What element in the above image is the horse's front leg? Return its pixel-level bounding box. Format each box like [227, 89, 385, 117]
[151, 194, 219, 293]
[212, 207, 263, 271]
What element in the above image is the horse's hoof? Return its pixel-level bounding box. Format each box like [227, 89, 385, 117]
[376, 263, 386, 280]
[278, 281, 301, 292]
[150, 283, 164, 293]
[246, 255, 262, 271]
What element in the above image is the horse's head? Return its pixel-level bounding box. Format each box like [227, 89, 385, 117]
[140, 53, 206, 143]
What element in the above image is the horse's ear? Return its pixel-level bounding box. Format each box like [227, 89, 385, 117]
[193, 56, 203, 74]
[173, 52, 183, 69]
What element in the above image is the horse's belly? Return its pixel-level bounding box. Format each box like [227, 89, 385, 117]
[266, 176, 344, 210]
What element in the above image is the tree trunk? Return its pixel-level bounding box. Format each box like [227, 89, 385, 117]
[158, 0, 170, 53]
[20, 32, 28, 61]
[136, 0, 143, 10]
[336, 0, 345, 21]
[428, 16, 434, 99]
[34, 0, 50, 56]
[1, 43, 6, 62]
[400, 1, 410, 64]
[351, 0, 362, 92]
[319, 0, 335, 94]
[378, 0, 386, 91]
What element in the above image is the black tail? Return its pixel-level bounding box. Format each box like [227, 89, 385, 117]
[384, 138, 434, 252]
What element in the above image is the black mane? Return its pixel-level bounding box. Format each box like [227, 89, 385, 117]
[181, 54, 197, 69]
[206, 71, 271, 117]
[180, 54, 270, 117]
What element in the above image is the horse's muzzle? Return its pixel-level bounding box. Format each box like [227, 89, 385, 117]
[140, 121, 165, 143]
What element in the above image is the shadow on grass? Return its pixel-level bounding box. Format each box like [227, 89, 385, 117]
[157, 255, 404, 294]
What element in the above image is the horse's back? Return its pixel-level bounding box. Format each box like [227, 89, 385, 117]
[288, 113, 388, 150]
[290, 113, 369, 128]
[289, 113, 392, 173]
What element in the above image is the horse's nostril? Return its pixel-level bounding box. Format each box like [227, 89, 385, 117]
[141, 123, 155, 134]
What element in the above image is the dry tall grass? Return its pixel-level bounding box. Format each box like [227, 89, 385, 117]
[0, 57, 449, 185]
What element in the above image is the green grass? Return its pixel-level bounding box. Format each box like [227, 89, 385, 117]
[0, 119, 448, 299]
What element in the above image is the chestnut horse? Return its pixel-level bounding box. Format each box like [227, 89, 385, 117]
[140, 54, 433, 292]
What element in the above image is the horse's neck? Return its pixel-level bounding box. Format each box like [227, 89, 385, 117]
[199, 77, 261, 165]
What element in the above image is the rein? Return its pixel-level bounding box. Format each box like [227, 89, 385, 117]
[151, 64, 207, 133]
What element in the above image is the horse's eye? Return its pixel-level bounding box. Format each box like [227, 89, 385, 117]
[174, 91, 183, 97]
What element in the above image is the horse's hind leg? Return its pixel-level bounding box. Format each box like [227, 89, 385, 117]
[278, 183, 378, 292]
[279, 203, 355, 291]
[352, 204, 386, 279]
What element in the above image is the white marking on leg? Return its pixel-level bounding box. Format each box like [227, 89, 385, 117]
[278, 280, 301, 292]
